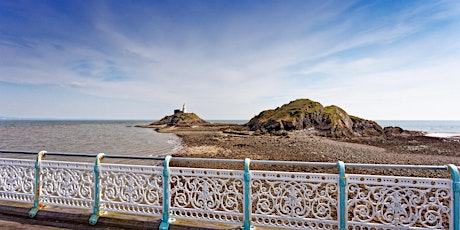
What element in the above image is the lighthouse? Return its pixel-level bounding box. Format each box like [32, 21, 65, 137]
[182, 103, 187, 113]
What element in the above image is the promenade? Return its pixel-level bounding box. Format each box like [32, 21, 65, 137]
[0, 201, 241, 230]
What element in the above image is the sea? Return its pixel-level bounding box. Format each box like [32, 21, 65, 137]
[376, 120, 460, 138]
[0, 120, 182, 156]
[0, 120, 459, 157]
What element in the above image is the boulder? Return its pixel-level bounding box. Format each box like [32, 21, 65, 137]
[384, 126, 425, 137]
[384, 126, 405, 136]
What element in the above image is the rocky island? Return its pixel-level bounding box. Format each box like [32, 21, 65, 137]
[151, 110, 208, 126]
[247, 98, 383, 137]
[143, 99, 460, 177]
[140, 104, 209, 129]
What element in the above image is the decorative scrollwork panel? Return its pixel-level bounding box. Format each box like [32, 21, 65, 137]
[251, 171, 339, 229]
[347, 175, 452, 229]
[169, 167, 244, 224]
[0, 158, 35, 203]
[99, 163, 163, 216]
[40, 161, 94, 209]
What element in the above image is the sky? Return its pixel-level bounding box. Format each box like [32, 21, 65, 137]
[1, 0, 460, 120]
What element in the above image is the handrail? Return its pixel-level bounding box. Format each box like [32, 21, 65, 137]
[171, 157, 244, 163]
[0, 150, 165, 160]
[127, 155, 453, 171]
[345, 163, 447, 170]
[0, 150, 43, 154]
[252, 159, 337, 167]
[0, 150, 451, 170]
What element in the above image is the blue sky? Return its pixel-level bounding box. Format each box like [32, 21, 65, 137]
[1, 0, 459, 120]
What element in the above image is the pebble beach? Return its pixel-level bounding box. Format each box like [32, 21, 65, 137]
[156, 124, 460, 178]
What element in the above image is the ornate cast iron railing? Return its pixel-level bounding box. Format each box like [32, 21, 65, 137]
[0, 150, 458, 229]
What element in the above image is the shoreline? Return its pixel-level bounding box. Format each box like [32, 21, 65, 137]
[425, 132, 460, 139]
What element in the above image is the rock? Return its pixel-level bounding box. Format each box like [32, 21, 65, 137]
[151, 111, 208, 126]
[351, 116, 384, 137]
[384, 126, 405, 136]
[384, 126, 425, 137]
[246, 98, 384, 138]
[223, 130, 252, 135]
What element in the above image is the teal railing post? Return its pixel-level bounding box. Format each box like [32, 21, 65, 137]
[447, 164, 459, 230]
[243, 158, 252, 230]
[337, 161, 346, 230]
[89, 153, 105, 225]
[159, 155, 173, 230]
[29, 150, 46, 218]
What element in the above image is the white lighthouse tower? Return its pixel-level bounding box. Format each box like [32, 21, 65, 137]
[182, 103, 187, 113]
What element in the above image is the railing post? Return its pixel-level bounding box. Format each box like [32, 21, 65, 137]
[337, 161, 346, 230]
[89, 153, 105, 225]
[243, 158, 252, 230]
[447, 164, 459, 230]
[29, 150, 46, 218]
[160, 155, 173, 230]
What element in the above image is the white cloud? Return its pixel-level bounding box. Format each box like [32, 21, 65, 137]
[68, 81, 87, 88]
[1, 1, 460, 119]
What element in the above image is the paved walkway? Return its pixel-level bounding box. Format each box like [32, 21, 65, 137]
[0, 201, 240, 230]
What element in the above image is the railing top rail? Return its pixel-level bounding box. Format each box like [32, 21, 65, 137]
[104, 155, 165, 160]
[171, 157, 245, 164]
[251, 159, 337, 167]
[0, 150, 165, 160]
[0, 150, 455, 171]
[0, 150, 41, 155]
[168, 157, 450, 171]
[345, 163, 448, 170]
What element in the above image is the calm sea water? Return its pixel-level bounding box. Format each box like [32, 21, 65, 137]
[0, 120, 181, 156]
[376, 120, 460, 137]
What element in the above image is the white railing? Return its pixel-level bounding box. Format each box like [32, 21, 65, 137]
[169, 167, 245, 224]
[347, 174, 452, 229]
[0, 150, 458, 230]
[99, 163, 164, 216]
[0, 158, 35, 203]
[251, 170, 339, 229]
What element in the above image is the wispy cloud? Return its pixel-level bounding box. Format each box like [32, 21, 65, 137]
[1, 0, 460, 119]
